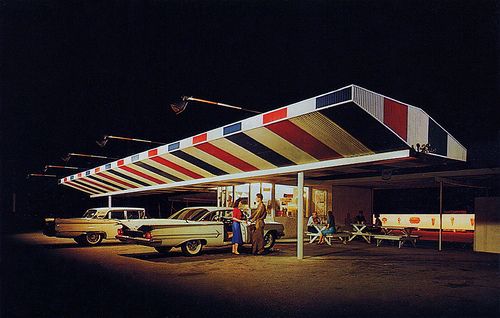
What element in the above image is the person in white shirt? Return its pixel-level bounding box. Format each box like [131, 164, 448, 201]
[307, 211, 322, 233]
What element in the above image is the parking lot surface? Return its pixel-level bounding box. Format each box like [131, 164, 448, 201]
[1, 232, 498, 317]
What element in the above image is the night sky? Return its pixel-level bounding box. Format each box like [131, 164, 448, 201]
[1, 0, 498, 217]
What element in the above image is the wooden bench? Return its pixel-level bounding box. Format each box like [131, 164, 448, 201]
[324, 232, 350, 245]
[372, 234, 419, 248]
[305, 232, 320, 243]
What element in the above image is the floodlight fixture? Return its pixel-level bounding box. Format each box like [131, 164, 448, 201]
[96, 135, 166, 147]
[171, 96, 261, 115]
[43, 165, 81, 173]
[62, 152, 117, 162]
[26, 173, 58, 179]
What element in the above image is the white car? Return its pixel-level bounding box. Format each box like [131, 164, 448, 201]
[116, 206, 285, 256]
[44, 207, 147, 246]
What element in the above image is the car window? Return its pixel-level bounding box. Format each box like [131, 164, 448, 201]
[200, 209, 233, 221]
[127, 210, 141, 219]
[169, 208, 209, 221]
[223, 209, 233, 218]
[108, 211, 126, 220]
[200, 211, 216, 221]
[83, 209, 97, 218]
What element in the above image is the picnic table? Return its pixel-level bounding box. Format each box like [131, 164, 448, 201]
[348, 223, 374, 243]
[372, 226, 419, 248]
[306, 224, 325, 244]
[306, 224, 349, 245]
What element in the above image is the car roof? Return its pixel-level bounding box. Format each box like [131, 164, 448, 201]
[180, 206, 232, 211]
[89, 207, 145, 210]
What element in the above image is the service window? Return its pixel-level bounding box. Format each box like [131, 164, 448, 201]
[108, 211, 126, 220]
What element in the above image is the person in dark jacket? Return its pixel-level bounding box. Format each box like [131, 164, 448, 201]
[250, 193, 267, 255]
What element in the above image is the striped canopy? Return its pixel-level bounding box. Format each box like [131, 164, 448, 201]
[60, 85, 466, 197]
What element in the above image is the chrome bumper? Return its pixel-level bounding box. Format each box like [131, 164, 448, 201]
[115, 235, 162, 247]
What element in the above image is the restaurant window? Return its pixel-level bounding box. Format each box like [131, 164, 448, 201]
[249, 183, 261, 209]
[275, 185, 309, 218]
[218, 186, 234, 207]
[262, 183, 273, 213]
[234, 184, 249, 210]
[312, 189, 328, 220]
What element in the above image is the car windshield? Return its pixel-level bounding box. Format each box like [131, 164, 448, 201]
[82, 209, 98, 218]
[168, 208, 210, 221]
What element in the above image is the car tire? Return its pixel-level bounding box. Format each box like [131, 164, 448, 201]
[154, 247, 172, 254]
[264, 231, 276, 250]
[74, 236, 85, 245]
[82, 232, 103, 246]
[181, 240, 203, 256]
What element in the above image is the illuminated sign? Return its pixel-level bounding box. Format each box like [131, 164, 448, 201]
[377, 214, 475, 231]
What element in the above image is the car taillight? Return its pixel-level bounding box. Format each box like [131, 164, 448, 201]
[117, 228, 123, 236]
[144, 231, 152, 240]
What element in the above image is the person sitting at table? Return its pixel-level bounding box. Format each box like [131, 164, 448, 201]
[307, 211, 322, 233]
[368, 213, 383, 234]
[344, 212, 352, 227]
[354, 210, 366, 224]
[374, 214, 382, 227]
[318, 211, 335, 245]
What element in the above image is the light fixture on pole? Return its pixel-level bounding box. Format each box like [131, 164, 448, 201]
[170, 96, 261, 115]
[62, 153, 117, 163]
[43, 165, 82, 173]
[96, 135, 166, 147]
[26, 173, 58, 179]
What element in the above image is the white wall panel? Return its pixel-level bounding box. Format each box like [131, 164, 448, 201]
[407, 107, 429, 149]
[353, 86, 384, 122]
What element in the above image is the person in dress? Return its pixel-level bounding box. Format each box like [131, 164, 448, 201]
[231, 198, 244, 255]
[318, 211, 336, 245]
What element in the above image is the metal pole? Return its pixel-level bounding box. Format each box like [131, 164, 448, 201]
[187, 97, 261, 114]
[297, 172, 304, 260]
[439, 181, 443, 251]
[271, 183, 276, 220]
[108, 196, 112, 208]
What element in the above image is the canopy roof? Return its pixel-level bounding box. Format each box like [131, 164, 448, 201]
[59, 85, 466, 197]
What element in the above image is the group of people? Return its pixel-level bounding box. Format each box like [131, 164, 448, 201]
[307, 210, 383, 244]
[307, 210, 336, 245]
[230, 193, 267, 255]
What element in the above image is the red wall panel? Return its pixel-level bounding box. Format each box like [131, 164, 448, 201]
[383, 99, 408, 141]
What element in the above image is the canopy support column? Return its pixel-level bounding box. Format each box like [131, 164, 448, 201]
[297, 172, 304, 260]
[271, 183, 276, 220]
[438, 181, 443, 251]
[108, 195, 112, 208]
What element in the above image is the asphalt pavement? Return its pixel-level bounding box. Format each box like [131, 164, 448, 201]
[1, 232, 498, 318]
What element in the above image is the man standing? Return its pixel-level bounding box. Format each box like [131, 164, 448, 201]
[251, 193, 267, 255]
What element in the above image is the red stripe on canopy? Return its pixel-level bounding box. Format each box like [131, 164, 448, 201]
[150, 156, 203, 179]
[266, 120, 341, 160]
[97, 173, 138, 188]
[67, 182, 99, 194]
[196, 143, 257, 172]
[119, 166, 165, 184]
[79, 178, 117, 192]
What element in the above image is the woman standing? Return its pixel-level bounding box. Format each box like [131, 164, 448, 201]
[231, 198, 244, 255]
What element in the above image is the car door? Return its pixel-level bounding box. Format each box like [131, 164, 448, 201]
[104, 210, 126, 238]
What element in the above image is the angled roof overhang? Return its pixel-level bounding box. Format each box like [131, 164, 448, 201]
[59, 85, 467, 197]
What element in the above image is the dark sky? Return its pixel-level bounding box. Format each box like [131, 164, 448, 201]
[1, 0, 498, 214]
